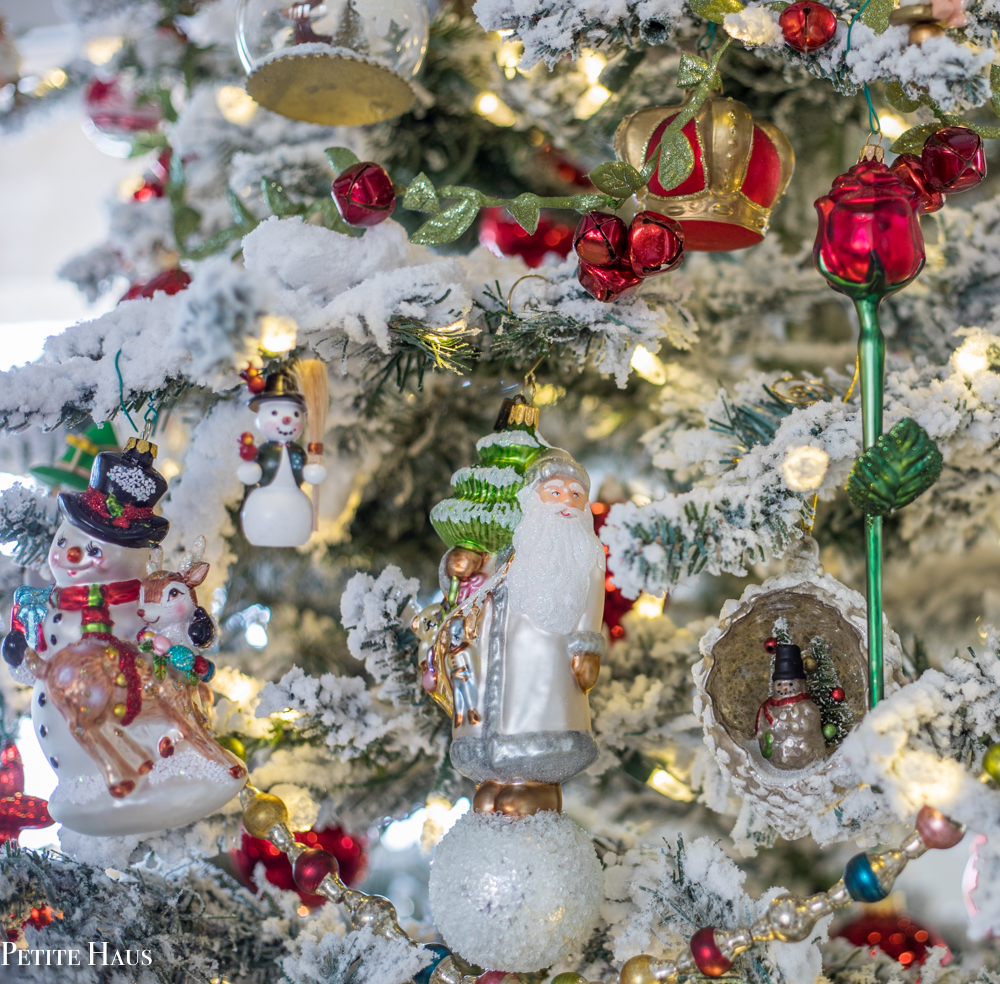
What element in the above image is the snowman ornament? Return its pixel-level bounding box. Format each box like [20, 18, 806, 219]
[2, 438, 246, 837]
[237, 370, 326, 547]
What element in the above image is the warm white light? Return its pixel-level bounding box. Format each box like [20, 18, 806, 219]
[781, 445, 830, 492]
[955, 348, 989, 376]
[878, 114, 907, 140]
[436, 318, 467, 334]
[45, 69, 67, 88]
[216, 85, 258, 126]
[647, 769, 695, 802]
[296, 906, 310, 918]
[633, 593, 665, 618]
[497, 40, 522, 79]
[574, 85, 611, 120]
[630, 346, 668, 385]
[259, 314, 298, 354]
[475, 91, 516, 127]
[117, 173, 146, 201]
[497, 29, 515, 37]
[245, 623, 268, 649]
[86, 36, 123, 65]
[580, 50, 607, 84]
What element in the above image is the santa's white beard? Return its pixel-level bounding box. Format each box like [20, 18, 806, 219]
[507, 496, 601, 635]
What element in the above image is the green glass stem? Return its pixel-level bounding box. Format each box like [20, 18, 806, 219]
[855, 294, 885, 708]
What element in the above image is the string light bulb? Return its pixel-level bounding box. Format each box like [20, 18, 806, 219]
[630, 346, 668, 384]
[781, 445, 830, 491]
[259, 314, 298, 355]
[475, 91, 516, 126]
[216, 85, 258, 125]
[633, 593, 665, 618]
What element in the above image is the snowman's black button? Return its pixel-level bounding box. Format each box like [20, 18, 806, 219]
[49, 756, 58, 769]
[39, 725, 48, 738]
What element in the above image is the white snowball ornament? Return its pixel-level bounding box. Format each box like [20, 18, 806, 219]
[428, 810, 603, 972]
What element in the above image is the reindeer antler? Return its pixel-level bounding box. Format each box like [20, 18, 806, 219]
[178, 535, 207, 575]
[147, 545, 164, 577]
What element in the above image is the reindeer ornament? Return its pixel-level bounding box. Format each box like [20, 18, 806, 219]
[3, 442, 247, 837]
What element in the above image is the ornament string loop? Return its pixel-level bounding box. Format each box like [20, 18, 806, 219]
[114, 349, 139, 433]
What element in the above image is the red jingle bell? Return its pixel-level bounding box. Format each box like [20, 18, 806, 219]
[479, 208, 574, 267]
[779, 1, 838, 52]
[921, 126, 986, 194]
[332, 162, 396, 227]
[577, 259, 643, 302]
[293, 847, 340, 895]
[628, 210, 684, 277]
[889, 153, 945, 215]
[574, 211, 628, 266]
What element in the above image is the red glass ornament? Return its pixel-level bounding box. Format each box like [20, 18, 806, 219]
[690, 926, 732, 977]
[835, 912, 948, 966]
[592, 503, 637, 638]
[628, 210, 684, 277]
[0, 743, 54, 846]
[577, 259, 642, 302]
[764, 637, 778, 654]
[915, 805, 964, 850]
[132, 179, 164, 202]
[889, 154, 945, 215]
[480, 208, 574, 267]
[231, 826, 367, 906]
[84, 77, 162, 136]
[830, 686, 846, 703]
[814, 160, 924, 295]
[122, 268, 192, 301]
[574, 211, 628, 266]
[27, 906, 57, 930]
[293, 847, 340, 895]
[779, 1, 838, 52]
[921, 126, 986, 193]
[332, 162, 396, 227]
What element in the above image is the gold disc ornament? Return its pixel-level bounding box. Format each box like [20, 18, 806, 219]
[245, 51, 416, 126]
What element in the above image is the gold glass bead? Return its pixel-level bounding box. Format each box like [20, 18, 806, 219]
[619, 955, 658, 984]
[242, 791, 290, 839]
[751, 914, 774, 943]
[900, 830, 927, 859]
[806, 893, 833, 918]
[113, 703, 127, 718]
[673, 951, 695, 975]
[719, 928, 752, 957]
[873, 848, 907, 883]
[827, 880, 851, 907]
[650, 959, 677, 982]
[268, 823, 297, 852]
[767, 895, 814, 942]
[115, 673, 128, 687]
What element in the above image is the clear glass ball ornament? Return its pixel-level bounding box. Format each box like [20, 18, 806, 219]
[235, 0, 428, 125]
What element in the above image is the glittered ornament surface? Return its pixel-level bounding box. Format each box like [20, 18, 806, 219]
[0, 742, 54, 846]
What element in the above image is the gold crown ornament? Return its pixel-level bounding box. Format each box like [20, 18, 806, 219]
[615, 96, 795, 252]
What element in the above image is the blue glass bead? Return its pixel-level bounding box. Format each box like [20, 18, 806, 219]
[844, 853, 888, 903]
[413, 944, 450, 984]
[201, 659, 216, 683]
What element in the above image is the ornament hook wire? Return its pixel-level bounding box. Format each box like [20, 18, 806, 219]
[506, 274, 551, 316]
[114, 349, 139, 433]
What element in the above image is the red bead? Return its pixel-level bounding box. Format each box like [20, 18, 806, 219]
[915, 805, 964, 850]
[574, 211, 628, 266]
[627, 210, 684, 277]
[889, 154, 945, 215]
[293, 847, 340, 895]
[690, 926, 732, 978]
[921, 126, 986, 193]
[479, 208, 574, 267]
[814, 160, 924, 295]
[239, 444, 258, 461]
[764, 637, 778, 654]
[133, 179, 164, 202]
[577, 259, 642, 302]
[779, 1, 838, 52]
[332, 162, 396, 227]
[830, 686, 846, 703]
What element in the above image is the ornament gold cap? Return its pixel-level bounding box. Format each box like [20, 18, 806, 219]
[124, 437, 158, 458]
[858, 143, 885, 164]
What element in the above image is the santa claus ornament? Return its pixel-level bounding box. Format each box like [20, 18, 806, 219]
[237, 366, 328, 548]
[1, 439, 246, 836]
[614, 95, 794, 251]
[421, 398, 603, 972]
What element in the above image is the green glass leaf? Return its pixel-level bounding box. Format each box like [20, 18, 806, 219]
[846, 418, 943, 517]
[227, 188, 258, 230]
[435, 185, 483, 201]
[128, 131, 169, 158]
[588, 161, 645, 197]
[860, 0, 893, 33]
[402, 172, 440, 214]
[324, 146, 360, 176]
[261, 178, 305, 218]
[689, 0, 745, 23]
[889, 122, 941, 155]
[308, 199, 365, 238]
[886, 80, 921, 114]
[657, 126, 695, 193]
[677, 52, 712, 89]
[411, 197, 481, 245]
[507, 193, 541, 234]
[173, 204, 201, 244]
[992, 64, 1000, 118]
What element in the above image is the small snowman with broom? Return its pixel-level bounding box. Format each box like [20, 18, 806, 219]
[236, 361, 328, 548]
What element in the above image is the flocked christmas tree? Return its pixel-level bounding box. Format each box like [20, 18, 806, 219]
[5, 0, 1000, 981]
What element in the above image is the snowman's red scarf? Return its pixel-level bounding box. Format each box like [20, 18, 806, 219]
[55, 580, 141, 635]
[755, 692, 814, 732]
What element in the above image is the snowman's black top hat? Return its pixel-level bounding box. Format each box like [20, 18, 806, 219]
[772, 643, 806, 681]
[249, 369, 306, 411]
[58, 438, 170, 547]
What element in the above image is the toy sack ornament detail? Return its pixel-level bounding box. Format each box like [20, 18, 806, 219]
[236, 0, 429, 126]
[237, 368, 328, 548]
[614, 95, 794, 251]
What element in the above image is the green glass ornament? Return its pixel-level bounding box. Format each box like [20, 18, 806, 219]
[983, 742, 1000, 783]
[822, 723, 838, 740]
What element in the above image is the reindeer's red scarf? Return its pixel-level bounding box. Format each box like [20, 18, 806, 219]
[755, 692, 814, 732]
